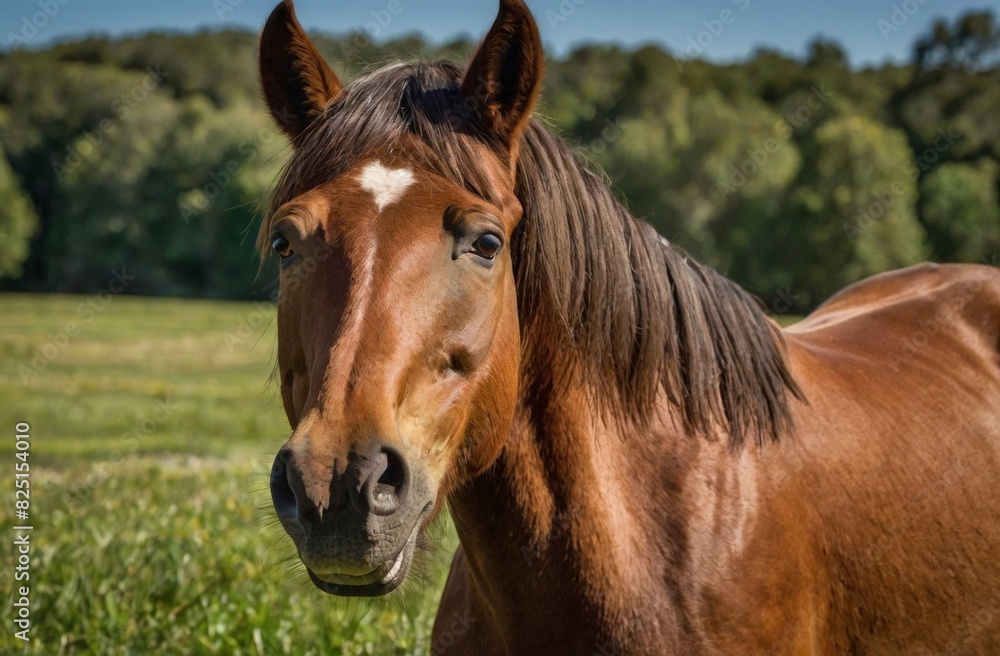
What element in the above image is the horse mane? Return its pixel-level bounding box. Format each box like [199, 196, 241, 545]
[260, 60, 803, 449]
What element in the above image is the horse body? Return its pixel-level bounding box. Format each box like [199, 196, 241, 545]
[253, 1, 1000, 653]
[438, 262, 1000, 655]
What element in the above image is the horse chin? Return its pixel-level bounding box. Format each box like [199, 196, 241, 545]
[305, 517, 423, 597]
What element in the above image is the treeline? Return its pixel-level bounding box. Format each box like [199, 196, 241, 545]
[1, 12, 998, 310]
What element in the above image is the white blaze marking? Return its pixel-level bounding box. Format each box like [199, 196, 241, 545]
[357, 161, 415, 211]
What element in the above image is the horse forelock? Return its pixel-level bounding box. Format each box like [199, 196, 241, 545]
[260, 59, 803, 449]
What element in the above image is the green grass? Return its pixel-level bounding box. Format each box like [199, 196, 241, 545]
[0, 294, 457, 655]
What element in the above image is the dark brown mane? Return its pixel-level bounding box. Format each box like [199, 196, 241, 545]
[260, 60, 803, 448]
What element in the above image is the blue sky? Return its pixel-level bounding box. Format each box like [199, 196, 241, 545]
[3, 0, 999, 67]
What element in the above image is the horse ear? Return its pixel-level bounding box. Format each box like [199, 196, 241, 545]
[461, 0, 544, 152]
[259, 0, 342, 141]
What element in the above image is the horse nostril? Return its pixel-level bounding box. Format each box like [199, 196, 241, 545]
[270, 448, 298, 522]
[366, 446, 408, 517]
[378, 448, 405, 489]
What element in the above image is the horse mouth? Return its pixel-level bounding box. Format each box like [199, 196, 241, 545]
[306, 519, 422, 597]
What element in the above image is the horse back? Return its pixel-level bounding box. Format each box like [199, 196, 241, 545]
[770, 262, 1000, 653]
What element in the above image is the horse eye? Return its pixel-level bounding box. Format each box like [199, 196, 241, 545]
[271, 234, 292, 259]
[471, 233, 502, 260]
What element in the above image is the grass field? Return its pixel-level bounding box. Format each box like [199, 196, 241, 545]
[0, 294, 457, 655]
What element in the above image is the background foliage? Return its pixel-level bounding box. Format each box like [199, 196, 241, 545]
[1, 12, 998, 310]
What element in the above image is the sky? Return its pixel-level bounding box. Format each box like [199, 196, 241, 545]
[2, 0, 999, 67]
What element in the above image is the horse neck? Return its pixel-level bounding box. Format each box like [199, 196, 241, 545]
[448, 349, 711, 651]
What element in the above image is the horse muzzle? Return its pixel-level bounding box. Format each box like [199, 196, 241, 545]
[269, 442, 434, 596]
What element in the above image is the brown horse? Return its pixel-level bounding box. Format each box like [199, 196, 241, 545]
[257, 1, 1000, 653]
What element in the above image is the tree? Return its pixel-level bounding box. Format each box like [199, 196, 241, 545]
[920, 159, 1000, 263]
[0, 144, 38, 278]
[1, 23, 997, 307]
[915, 12, 1000, 70]
[806, 39, 848, 70]
[783, 116, 928, 306]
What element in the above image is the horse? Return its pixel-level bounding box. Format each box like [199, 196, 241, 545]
[256, 1, 1000, 653]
